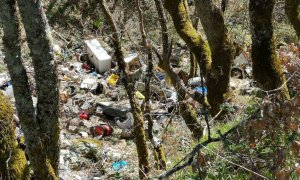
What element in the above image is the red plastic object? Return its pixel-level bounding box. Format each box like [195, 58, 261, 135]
[94, 126, 104, 136]
[91, 125, 113, 137]
[82, 63, 91, 70]
[79, 112, 89, 120]
[101, 124, 113, 136]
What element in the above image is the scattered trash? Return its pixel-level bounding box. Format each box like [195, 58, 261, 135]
[79, 131, 89, 138]
[99, 101, 130, 119]
[135, 91, 145, 100]
[90, 124, 113, 137]
[53, 44, 61, 54]
[107, 74, 119, 86]
[112, 161, 128, 171]
[188, 77, 206, 87]
[231, 51, 252, 79]
[0, 73, 10, 86]
[91, 83, 103, 95]
[195, 86, 207, 94]
[2, 82, 14, 99]
[80, 78, 97, 89]
[60, 91, 70, 103]
[82, 63, 91, 71]
[116, 112, 134, 130]
[79, 111, 90, 120]
[63, 85, 76, 97]
[124, 53, 140, 71]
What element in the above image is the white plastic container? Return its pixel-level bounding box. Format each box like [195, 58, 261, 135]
[84, 39, 111, 73]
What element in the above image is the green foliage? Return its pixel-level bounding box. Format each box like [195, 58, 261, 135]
[220, 102, 236, 113]
[93, 19, 103, 29]
[274, 22, 298, 43]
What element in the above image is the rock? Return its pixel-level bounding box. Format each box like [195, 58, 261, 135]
[120, 129, 134, 139]
[68, 125, 79, 133]
[79, 120, 93, 129]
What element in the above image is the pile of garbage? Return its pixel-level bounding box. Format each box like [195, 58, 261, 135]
[55, 39, 180, 179]
[0, 38, 216, 179]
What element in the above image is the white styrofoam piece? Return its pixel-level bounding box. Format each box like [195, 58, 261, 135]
[124, 53, 139, 63]
[85, 39, 111, 73]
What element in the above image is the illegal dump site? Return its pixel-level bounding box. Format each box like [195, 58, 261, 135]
[1, 0, 300, 179]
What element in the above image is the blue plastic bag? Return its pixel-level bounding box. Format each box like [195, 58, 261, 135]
[112, 161, 128, 171]
[195, 86, 207, 94]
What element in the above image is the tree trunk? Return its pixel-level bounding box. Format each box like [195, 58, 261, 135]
[155, 0, 203, 139]
[195, 0, 234, 114]
[285, 0, 300, 40]
[189, 18, 199, 78]
[135, 0, 166, 169]
[0, 92, 29, 180]
[100, 1, 150, 178]
[0, 0, 59, 179]
[17, 0, 60, 174]
[249, 0, 290, 98]
[163, 0, 211, 75]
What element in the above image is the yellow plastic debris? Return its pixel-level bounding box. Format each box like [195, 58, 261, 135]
[135, 91, 145, 99]
[107, 74, 119, 86]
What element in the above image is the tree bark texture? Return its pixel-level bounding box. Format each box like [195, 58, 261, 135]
[195, 0, 235, 114]
[100, 0, 150, 178]
[285, 0, 300, 39]
[155, 0, 203, 139]
[249, 0, 289, 98]
[0, 92, 29, 180]
[17, 0, 60, 175]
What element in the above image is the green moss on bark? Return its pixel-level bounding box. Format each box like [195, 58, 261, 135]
[195, 0, 234, 115]
[0, 92, 29, 180]
[250, 0, 290, 99]
[285, 0, 300, 39]
[164, 0, 211, 75]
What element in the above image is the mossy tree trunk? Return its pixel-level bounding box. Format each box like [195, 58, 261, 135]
[195, 0, 235, 114]
[189, 18, 199, 78]
[0, 92, 29, 180]
[163, 0, 211, 75]
[164, 0, 233, 115]
[249, 0, 290, 98]
[0, 0, 59, 179]
[155, 0, 203, 139]
[100, 0, 150, 178]
[285, 0, 300, 40]
[136, 0, 166, 169]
